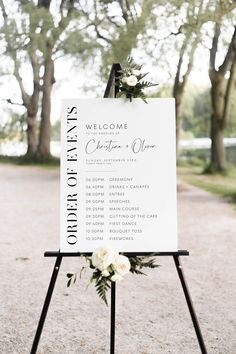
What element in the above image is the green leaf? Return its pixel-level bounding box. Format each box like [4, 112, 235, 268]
[128, 255, 159, 276]
[94, 277, 111, 306]
[116, 92, 126, 98]
[130, 269, 147, 275]
[139, 72, 148, 80]
[74, 273, 77, 283]
[66, 273, 77, 287]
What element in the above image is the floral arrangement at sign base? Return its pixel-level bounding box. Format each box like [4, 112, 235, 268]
[67, 247, 159, 305]
[116, 57, 158, 103]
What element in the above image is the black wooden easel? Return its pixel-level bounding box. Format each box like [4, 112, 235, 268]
[30, 64, 208, 354]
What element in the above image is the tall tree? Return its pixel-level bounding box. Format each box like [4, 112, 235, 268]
[1, 0, 153, 158]
[36, 0, 76, 157]
[173, 0, 205, 154]
[0, 0, 40, 154]
[208, 23, 236, 172]
[0, 0, 97, 158]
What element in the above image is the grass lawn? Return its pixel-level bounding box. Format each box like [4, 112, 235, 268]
[0, 154, 60, 169]
[177, 163, 236, 208]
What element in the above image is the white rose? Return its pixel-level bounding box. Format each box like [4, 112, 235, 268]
[122, 76, 128, 83]
[101, 269, 110, 277]
[126, 75, 138, 86]
[92, 247, 116, 271]
[113, 255, 130, 276]
[132, 69, 140, 76]
[111, 273, 123, 282]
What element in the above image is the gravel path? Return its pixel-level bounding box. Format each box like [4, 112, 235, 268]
[0, 163, 236, 354]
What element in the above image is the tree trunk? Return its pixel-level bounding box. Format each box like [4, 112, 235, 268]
[175, 118, 181, 156]
[26, 80, 40, 155]
[207, 25, 236, 173]
[208, 72, 226, 172]
[174, 93, 182, 156]
[37, 45, 54, 158]
[210, 114, 226, 171]
[172, 1, 203, 157]
[26, 112, 37, 154]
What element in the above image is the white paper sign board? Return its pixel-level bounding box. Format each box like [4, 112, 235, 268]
[60, 98, 177, 252]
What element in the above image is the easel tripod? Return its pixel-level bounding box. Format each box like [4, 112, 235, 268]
[30, 64, 208, 354]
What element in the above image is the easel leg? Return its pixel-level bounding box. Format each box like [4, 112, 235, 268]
[173, 255, 207, 354]
[30, 255, 63, 354]
[110, 281, 116, 354]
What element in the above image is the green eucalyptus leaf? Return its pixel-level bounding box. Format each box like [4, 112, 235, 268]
[116, 92, 125, 98]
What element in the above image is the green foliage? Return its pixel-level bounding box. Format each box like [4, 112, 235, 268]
[0, 110, 26, 141]
[203, 162, 236, 177]
[67, 266, 112, 306]
[178, 84, 211, 138]
[21, 153, 59, 165]
[94, 273, 111, 306]
[0, 0, 99, 160]
[57, 30, 100, 60]
[51, 120, 60, 141]
[177, 157, 205, 168]
[179, 145, 236, 168]
[100, 0, 157, 77]
[155, 81, 236, 139]
[0, 154, 60, 168]
[0, 155, 20, 164]
[116, 57, 158, 102]
[1, 0, 235, 163]
[66, 251, 159, 306]
[225, 90, 236, 136]
[17, 154, 59, 166]
[129, 256, 159, 275]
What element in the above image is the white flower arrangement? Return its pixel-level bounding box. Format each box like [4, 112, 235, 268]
[125, 75, 138, 87]
[91, 246, 115, 271]
[116, 57, 158, 103]
[67, 246, 159, 305]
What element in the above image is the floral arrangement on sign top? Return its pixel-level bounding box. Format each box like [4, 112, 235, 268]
[116, 57, 158, 103]
[67, 247, 159, 305]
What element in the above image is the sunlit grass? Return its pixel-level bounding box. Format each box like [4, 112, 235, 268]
[178, 162, 236, 207]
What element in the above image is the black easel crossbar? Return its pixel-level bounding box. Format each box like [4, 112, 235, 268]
[30, 63, 207, 354]
[44, 250, 189, 257]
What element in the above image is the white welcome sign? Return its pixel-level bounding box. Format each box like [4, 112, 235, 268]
[60, 98, 177, 253]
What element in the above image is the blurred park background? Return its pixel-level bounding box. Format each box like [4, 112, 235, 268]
[1, 2, 236, 353]
[0, 1, 236, 203]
